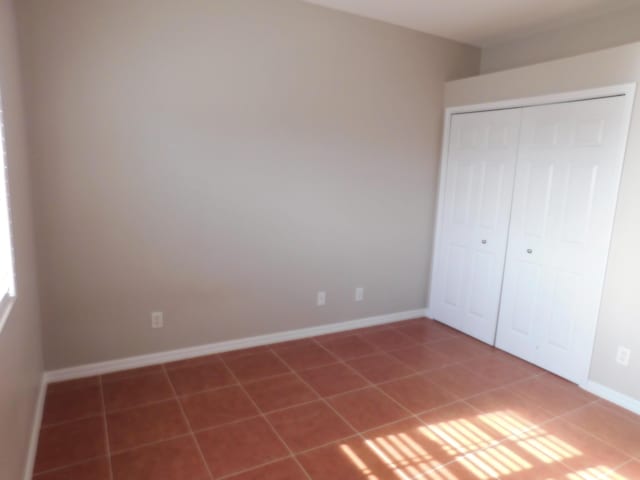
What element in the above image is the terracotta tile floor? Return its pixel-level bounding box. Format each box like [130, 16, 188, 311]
[33, 318, 640, 479]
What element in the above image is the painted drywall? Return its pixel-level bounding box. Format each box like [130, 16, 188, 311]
[445, 42, 640, 402]
[481, 4, 640, 73]
[17, 0, 480, 369]
[0, 0, 44, 478]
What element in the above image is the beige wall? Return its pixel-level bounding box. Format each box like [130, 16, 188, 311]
[481, 4, 640, 73]
[445, 42, 640, 402]
[0, 0, 44, 478]
[17, 0, 480, 369]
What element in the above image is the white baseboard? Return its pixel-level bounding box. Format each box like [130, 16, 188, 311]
[44, 309, 428, 384]
[581, 380, 640, 416]
[23, 374, 46, 480]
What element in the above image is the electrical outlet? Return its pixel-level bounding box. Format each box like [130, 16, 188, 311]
[151, 311, 164, 329]
[355, 287, 364, 302]
[317, 291, 326, 307]
[616, 346, 631, 366]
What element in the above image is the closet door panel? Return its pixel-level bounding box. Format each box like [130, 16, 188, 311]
[493, 151, 556, 359]
[431, 109, 521, 343]
[496, 95, 630, 382]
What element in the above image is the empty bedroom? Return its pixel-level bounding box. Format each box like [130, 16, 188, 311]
[2, 0, 640, 478]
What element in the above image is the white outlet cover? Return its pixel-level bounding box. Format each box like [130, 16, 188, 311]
[151, 311, 164, 328]
[355, 287, 364, 302]
[616, 346, 631, 366]
[317, 292, 326, 307]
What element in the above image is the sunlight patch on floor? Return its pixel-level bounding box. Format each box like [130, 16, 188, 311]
[339, 409, 634, 479]
[567, 466, 625, 480]
[364, 435, 449, 480]
[339, 444, 380, 480]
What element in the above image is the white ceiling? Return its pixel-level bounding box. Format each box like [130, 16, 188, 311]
[304, 0, 640, 46]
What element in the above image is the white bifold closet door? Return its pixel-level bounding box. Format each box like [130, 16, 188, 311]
[432, 94, 630, 383]
[430, 109, 521, 344]
[495, 95, 630, 383]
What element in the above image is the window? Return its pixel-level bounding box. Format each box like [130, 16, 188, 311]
[0, 95, 16, 333]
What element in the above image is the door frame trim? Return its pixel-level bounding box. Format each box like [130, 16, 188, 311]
[428, 83, 637, 386]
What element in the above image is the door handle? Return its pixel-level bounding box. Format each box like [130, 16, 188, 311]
[481, 240, 487, 245]
[526, 249, 533, 254]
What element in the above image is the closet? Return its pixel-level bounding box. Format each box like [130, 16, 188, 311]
[430, 92, 633, 384]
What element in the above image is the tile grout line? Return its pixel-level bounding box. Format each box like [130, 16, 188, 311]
[597, 400, 640, 427]
[550, 402, 639, 466]
[32, 454, 109, 478]
[98, 376, 114, 480]
[585, 407, 640, 463]
[615, 458, 638, 473]
[209, 434, 364, 480]
[108, 432, 194, 457]
[161, 364, 215, 480]
[218, 355, 314, 480]
[212, 456, 312, 480]
[39, 412, 106, 430]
